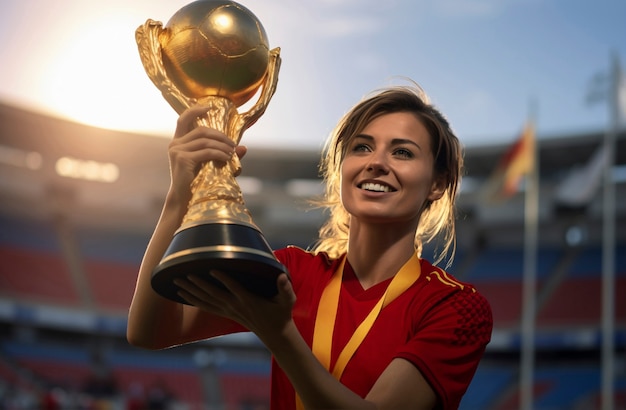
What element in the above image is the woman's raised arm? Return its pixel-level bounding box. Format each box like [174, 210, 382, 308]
[127, 105, 246, 349]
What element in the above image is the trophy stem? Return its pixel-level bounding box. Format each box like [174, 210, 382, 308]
[179, 96, 255, 230]
[181, 160, 256, 230]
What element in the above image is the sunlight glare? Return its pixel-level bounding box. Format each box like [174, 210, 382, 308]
[40, 13, 176, 136]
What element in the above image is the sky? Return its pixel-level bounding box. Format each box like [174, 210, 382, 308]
[0, 0, 624, 151]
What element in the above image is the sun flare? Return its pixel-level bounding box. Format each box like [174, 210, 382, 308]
[37, 13, 176, 135]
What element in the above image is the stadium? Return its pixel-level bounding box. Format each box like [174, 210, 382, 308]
[0, 99, 625, 409]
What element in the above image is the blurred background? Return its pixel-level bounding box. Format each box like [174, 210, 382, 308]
[1, 0, 625, 409]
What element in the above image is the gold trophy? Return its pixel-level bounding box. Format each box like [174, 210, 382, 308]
[136, 0, 285, 303]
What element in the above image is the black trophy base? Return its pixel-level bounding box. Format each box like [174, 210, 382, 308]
[152, 223, 287, 304]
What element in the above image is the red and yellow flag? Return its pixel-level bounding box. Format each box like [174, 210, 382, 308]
[482, 121, 535, 201]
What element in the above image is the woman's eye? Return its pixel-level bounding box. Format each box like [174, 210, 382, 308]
[352, 143, 371, 152]
[394, 148, 413, 158]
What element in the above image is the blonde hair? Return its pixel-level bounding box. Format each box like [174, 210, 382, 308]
[311, 84, 463, 267]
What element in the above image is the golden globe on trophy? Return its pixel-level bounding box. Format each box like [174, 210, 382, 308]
[136, 0, 285, 303]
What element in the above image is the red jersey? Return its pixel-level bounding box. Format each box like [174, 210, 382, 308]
[271, 246, 492, 410]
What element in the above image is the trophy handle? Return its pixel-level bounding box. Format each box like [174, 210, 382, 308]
[136, 20, 196, 115]
[230, 47, 282, 144]
[224, 47, 281, 176]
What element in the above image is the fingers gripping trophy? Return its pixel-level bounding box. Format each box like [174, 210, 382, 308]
[136, 0, 286, 303]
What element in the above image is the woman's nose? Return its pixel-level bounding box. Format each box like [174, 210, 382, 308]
[366, 151, 389, 174]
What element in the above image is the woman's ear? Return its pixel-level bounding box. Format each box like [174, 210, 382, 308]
[427, 174, 446, 202]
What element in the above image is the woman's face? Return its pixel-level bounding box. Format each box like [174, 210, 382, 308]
[340, 111, 444, 226]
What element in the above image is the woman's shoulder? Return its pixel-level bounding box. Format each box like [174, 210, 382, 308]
[419, 258, 470, 290]
[275, 245, 336, 266]
[418, 258, 490, 307]
[274, 246, 342, 284]
[415, 258, 493, 342]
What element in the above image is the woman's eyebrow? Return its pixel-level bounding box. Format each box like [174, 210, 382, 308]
[391, 138, 422, 151]
[354, 135, 422, 151]
[353, 134, 374, 142]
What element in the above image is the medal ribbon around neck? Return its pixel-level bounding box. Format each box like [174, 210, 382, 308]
[296, 253, 421, 410]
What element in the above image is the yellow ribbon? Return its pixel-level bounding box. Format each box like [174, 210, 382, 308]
[295, 253, 421, 409]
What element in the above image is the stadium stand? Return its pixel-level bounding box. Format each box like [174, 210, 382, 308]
[0, 216, 80, 306]
[1, 102, 625, 409]
[76, 227, 147, 312]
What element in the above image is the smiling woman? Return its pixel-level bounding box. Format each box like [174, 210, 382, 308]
[339, 112, 443, 229]
[127, 83, 492, 410]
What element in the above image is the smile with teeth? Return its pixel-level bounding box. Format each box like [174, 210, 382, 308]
[359, 182, 395, 192]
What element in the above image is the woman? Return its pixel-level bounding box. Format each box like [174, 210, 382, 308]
[127, 84, 492, 409]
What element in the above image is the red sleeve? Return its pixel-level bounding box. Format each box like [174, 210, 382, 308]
[274, 246, 334, 296]
[396, 285, 492, 409]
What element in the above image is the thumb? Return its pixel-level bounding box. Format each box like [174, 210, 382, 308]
[276, 273, 296, 307]
[235, 145, 248, 160]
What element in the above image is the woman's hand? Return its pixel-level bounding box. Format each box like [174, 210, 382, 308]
[167, 105, 247, 206]
[173, 271, 296, 343]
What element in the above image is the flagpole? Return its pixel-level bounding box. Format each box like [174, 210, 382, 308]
[600, 51, 619, 410]
[519, 100, 539, 410]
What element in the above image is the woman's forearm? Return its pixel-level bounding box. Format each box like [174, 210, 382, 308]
[127, 192, 188, 349]
[262, 322, 375, 410]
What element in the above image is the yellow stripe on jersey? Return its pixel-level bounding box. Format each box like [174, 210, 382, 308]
[426, 268, 476, 293]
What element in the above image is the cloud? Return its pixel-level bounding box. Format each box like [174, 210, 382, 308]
[466, 89, 496, 110]
[353, 52, 387, 73]
[316, 16, 383, 38]
[260, 0, 386, 39]
[430, 0, 541, 19]
[432, 0, 506, 18]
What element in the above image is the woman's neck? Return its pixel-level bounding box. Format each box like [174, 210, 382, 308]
[346, 221, 417, 289]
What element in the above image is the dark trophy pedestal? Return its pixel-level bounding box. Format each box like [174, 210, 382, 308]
[152, 223, 287, 304]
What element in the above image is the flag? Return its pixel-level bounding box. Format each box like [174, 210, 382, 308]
[481, 121, 536, 202]
[587, 56, 626, 121]
[554, 142, 609, 211]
